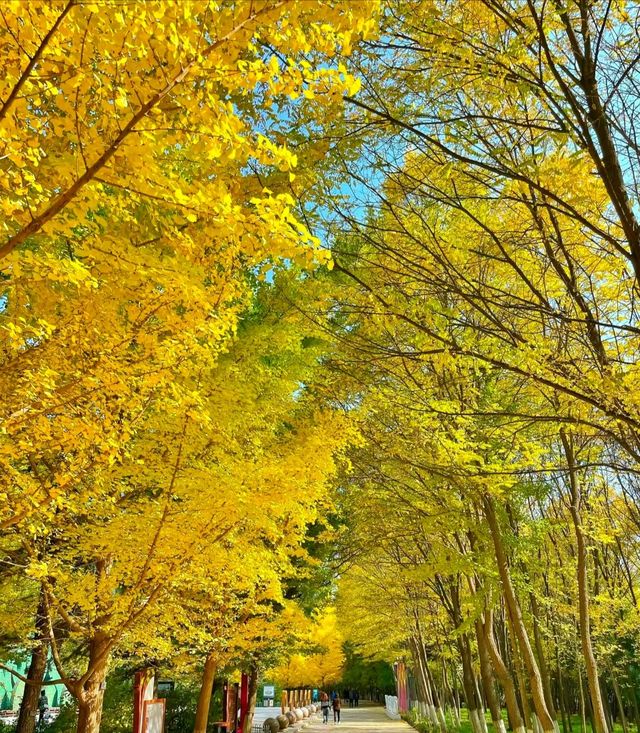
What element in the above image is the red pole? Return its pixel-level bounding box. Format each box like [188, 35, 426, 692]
[239, 674, 249, 733]
[133, 670, 154, 733]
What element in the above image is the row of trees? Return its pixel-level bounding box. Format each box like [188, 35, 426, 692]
[0, 3, 377, 733]
[308, 3, 640, 733]
[6, 6, 640, 733]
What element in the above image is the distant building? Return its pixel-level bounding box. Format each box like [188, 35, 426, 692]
[0, 655, 67, 725]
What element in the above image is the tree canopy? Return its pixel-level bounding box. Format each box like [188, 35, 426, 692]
[4, 4, 640, 733]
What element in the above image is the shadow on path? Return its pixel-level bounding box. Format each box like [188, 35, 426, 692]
[304, 705, 415, 733]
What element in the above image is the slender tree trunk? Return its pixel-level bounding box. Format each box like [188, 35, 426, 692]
[459, 635, 484, 733]
[600, 682, 613, 733]
[484, 496, 556, 733]
[426, 654, 448, 732]
[76, 634, 110, 733]
[530, 593, 558, 733]
[17, 592, 49, 733]
[578, 665, 587, 733]
[476, 619, 507, 733]
[412, 609, 445, 731]
[628, 685, 640, 733]
[560, 431, 609, 733]
[475, 672, 488, 733]
[514, 647, 533, 733]
[412, 634, 440, 727]
[610, 673, 628, 733]
[554, 645, 570, 733]
[484, 610, 526, 733]
[452, 665, 461, 727]
[443, 657, 459, 727]
[550, 609, 568, 727]
[409, 636, 429, 716]
[194, 652, 218, 733]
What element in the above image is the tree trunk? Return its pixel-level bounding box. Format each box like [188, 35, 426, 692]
[76, 634, 110, 733]
[610, 672, 628, 733]
[554, 647, 570, 733]
[475, 673, 488, 733]
[560, 431, 609, 733]
[530, 593, 558, 733]
[483, 495, 556, 733]
[412, 634, 440, 727]
[425, 653, 447, 732]
[452, 665, 461, 727]
[628, 685, 640, 733]
[16, 592, 49, 733]
[600, 681, 613, 733]
[409, 636, 431, 719]
[476, 619, 507, 733]
[459, 635, 484, 733]
[514, 652, 533, 733]
[443, 657, 459, 727]
[578, 665, 587, 733]
[194, 652, 218, 733]
[484, 610, 526, 733]
[242, 667, 258, 733]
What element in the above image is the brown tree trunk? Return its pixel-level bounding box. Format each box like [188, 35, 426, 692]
[425, 656, 448, 732]
[530, 593, 558, 732]
[448, 582, 484, 733]
[578, 664, 587, 733]
[484, 495, 556, 733]
[514, 651, 533, 733]
[194, 652, 218, 733]
[409, 636, 431, 718]
[610, 672, 628, 733]
[452, 664, 461, 727]
[554, 639, 570, 733]
[560, 431, 609, 733]
[76, 634, 110, 733]
[16, 592, 49, 733]
[459, 634, 484, 733]
[476, 619, 506, 733]
[442, 657, 459, 727]
[242, 667, 258, 733]
[484, 610, 526, 733]
[629, 685, 640, 733]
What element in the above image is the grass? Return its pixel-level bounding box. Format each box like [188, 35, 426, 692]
[403, 709, 631, 733]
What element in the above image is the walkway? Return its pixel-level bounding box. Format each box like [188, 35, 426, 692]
[304, 705, 415, 733]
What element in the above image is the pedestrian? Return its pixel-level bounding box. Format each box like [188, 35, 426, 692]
[38, 690, 48, 726]
[349, 690, 354, 708]
[332, 695, 341, 724]
[320, 692, 330, 725]
[354, 690, 359, 708]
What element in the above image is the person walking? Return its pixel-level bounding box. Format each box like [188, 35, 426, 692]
[354, 690, 359, 708]
[332, 695, 341, 724]
[38, 691, 48, 726]
[320, 692, 330, 725]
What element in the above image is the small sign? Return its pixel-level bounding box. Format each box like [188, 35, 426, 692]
[143, 699, 165, 733]
[157, 681, 174, 694]
[263, 685, 275, 699]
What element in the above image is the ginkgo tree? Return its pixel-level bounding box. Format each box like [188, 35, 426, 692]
[0, 2, 379, 732]
[304, 3, 640, 733]
[0, 0, 376, 533]
[270, 608, 345, 690]
[2, 280, 358, 733]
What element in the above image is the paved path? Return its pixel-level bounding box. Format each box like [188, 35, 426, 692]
[303, 705, 414, 733]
